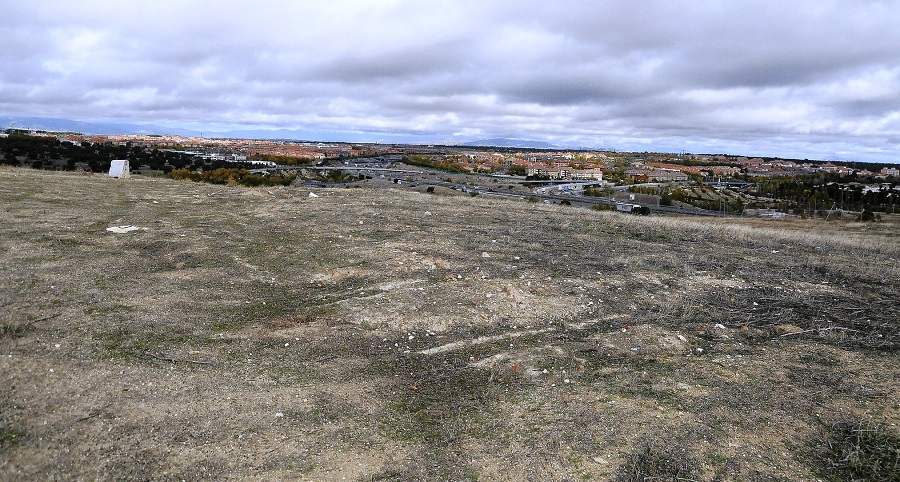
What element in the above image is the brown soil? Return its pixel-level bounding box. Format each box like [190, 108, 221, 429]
[1, 168, 898, 481]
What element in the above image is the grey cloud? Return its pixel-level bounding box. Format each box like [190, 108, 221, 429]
[1, 0, 899, 162]
[304, 41, 467, 84]
[493, 62, 665, 107]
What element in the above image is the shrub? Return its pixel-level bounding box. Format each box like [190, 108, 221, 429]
[168, 168, 296, 187]
[820, 419, 900, 482]
[614, 433, 697, 482]
[0, 426, 26, 449]
[168, 168, 199, 181]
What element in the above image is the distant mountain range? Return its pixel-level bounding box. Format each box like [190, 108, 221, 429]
[1, 116, 201, 137]
[459, 138, 559, 149]
[0, 116, 571, 149]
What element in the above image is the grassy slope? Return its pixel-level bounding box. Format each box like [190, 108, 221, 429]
[1, 168, 898, 481]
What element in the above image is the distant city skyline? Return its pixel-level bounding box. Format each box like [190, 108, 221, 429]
[2, 1, 899, 163]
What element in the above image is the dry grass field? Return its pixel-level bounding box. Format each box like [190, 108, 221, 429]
[1, 168, 898, 481]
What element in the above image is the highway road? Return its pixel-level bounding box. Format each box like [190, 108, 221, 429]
[279, 159, 731, 218]
[407, 179, 727, 217]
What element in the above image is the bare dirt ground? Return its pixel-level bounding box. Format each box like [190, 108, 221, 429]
[1, 168, 898, 481]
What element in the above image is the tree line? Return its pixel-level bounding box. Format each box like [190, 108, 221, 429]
[0, 133, 293, 175]
[0, 134, 197, 173]
[747, 174, 898, 214]
[168, 168, 297, 187]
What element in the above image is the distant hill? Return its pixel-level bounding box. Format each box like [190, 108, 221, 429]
[0, 116, 200, 137]
[1, 117, 562, 150]
[0, 116, 438, 145]
[460, 138, 558, 149]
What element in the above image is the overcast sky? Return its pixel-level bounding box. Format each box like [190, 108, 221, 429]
[3, 1, 899, 161]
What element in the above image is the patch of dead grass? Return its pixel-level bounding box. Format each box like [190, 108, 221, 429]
[1, 169, 897, 480]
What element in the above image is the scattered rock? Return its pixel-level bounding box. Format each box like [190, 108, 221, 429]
[592, 324, 692, 357]
[105, 225, 142, 234]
